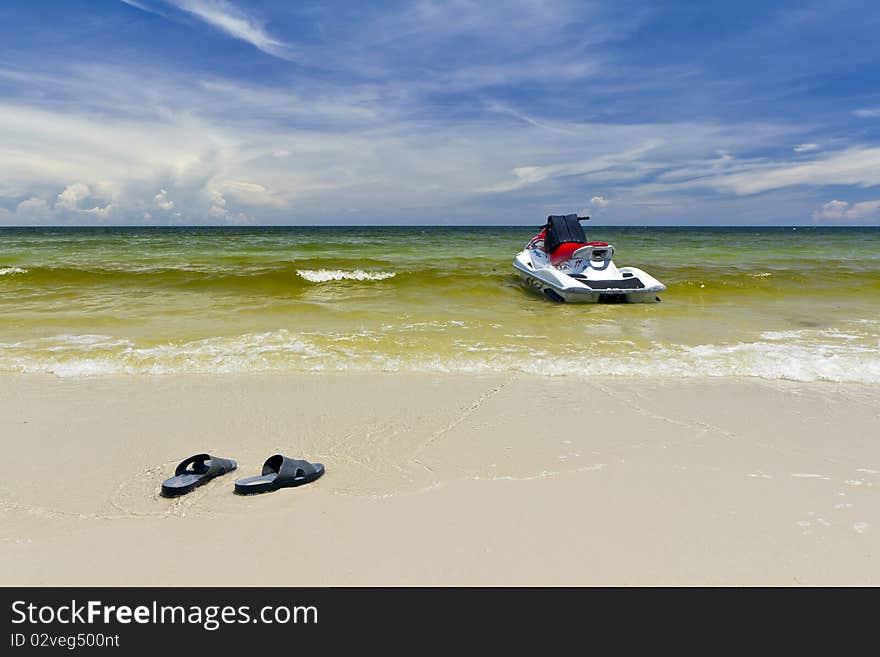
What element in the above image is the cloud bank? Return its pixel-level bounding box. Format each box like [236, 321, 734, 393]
[0, 1, 877, 225]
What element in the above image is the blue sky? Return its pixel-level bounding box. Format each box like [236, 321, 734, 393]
[1, 0, 879, 225]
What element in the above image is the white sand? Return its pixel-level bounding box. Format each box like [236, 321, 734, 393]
[1, 373, 878, 585]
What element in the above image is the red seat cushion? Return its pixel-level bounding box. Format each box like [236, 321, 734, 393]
[549, 241, 609, 266]
[549, 242, 583, 266]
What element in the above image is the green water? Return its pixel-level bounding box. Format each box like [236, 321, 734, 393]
[1, 226, 879, 381]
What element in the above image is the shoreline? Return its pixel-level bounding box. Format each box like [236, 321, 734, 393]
[1, 372, 878, 585]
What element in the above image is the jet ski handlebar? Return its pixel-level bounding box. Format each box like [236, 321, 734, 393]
[542, 215, 590, 228]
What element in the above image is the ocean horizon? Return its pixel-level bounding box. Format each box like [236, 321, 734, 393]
[2, 224, 879, 228]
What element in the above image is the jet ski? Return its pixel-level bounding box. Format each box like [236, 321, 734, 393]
[513, 214, 666, 303]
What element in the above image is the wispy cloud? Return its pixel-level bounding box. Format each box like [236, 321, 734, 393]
[4, 2, 880, 225]
[479, 140, 664, 193]
[707, 147, 880, 195]
[484, 102, 578, 135]
[119, 0, 168, 17]
[0, 68, 826, 225]
[122, 0, 294, 60]
[171, 0, 292, 59]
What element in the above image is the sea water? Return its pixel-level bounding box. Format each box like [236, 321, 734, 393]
[1, 226, 878, 382]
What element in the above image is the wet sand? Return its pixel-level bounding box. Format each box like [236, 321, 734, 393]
[1, 373, 878, 585]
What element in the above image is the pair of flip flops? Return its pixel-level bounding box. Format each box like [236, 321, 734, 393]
[160, 453, 324, 498]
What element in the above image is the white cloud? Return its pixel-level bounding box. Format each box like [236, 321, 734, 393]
[220, 180, 296, 207]
[169, 0, 292, 60]
[814, 199, 849, 219]
[8, 188, 115, 222]
[0, 95, 824, 224]
[223, 1, 615, 94]
[590, 195, 609, 208]
[853, 108, 880, 118]
[207, 189, 227, 217]
[5, 76, 812, 223]
[15, 197, 51, 219]
[154, 189, 175, 210]
[485, 103, 576, 134]
[55, 183, 91, 211]
[479, 141, 663, 193]
[225, 211, 255, 225]
[698, 147, 880, 195]
[793, 143, 819, 152]
[813, 199, 880, 221]
[119, 0, 167, 17]
[223, 181, 266, 195]
[0, 51, 868, 226]
[85, 203, 114, 218]
[480, 166, 551, 193]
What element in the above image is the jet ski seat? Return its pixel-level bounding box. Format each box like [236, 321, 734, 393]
[545, 214, 588, 266]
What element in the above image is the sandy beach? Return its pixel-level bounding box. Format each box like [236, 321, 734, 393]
[1, 372, 877, 586]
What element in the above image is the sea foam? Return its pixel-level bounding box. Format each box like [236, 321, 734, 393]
[0, 266, 27, 276]
[296, 269, 396, 282]
[1, 330, 879, 383]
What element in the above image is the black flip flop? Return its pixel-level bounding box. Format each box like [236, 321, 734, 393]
[161, 453, 237, 498]
[234, 454, 324, 495]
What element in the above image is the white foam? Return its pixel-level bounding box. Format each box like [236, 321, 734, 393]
[0, 266, 27, 276]
[398, 321, 467, 331]
[296, 269, 396, 282]
[1, 330, 879, 382]
[0, 331, 326, 377]
[760, 331, 809, 341]
[40, 334, 118, 346]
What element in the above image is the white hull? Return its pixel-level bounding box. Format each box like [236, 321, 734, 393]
[513, 249, 665, 303]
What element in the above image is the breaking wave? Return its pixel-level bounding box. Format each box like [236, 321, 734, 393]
[0, 266, 27, 276]
[1, 330, 878, 383]
[296, 269, 397, 282]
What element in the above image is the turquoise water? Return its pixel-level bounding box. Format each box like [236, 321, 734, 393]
[1, 226, 879, 381]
